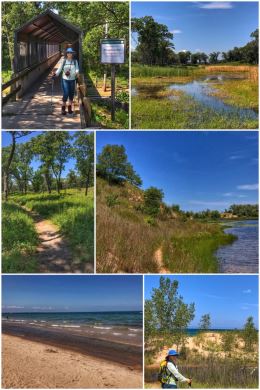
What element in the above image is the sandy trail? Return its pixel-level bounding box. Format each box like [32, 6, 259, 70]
[22, 206, 92, 273]
[2, 334, 142, 389]
[154, 247, 170, 274]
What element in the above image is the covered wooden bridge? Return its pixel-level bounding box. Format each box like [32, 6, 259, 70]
[2, 9, 91, 129]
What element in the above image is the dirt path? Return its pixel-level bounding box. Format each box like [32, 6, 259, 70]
[22, 206, 91, 273]
[154, 247, 170, 274]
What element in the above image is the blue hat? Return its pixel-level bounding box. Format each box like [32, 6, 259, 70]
[168, 349, 179, 356]
[66, 48, 75, 53]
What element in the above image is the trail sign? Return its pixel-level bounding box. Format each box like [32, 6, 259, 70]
[101, 39, 125, 64]
[100, 38, 126, 121]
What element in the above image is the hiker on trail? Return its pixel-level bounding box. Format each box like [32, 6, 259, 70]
[158, 349, 192, 389]
[52, 47, 79, 115]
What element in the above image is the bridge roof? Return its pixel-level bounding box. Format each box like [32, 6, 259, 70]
[15, 9, 82, 43]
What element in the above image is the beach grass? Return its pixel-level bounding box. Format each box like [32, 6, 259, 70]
[2, 201, 38, 273]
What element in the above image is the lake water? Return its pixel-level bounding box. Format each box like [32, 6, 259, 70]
[216, 220, 258, 273]
[133, 73, 258, 120]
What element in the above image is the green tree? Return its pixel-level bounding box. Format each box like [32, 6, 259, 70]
[31, 170, 45, 193]
[199, 314, 211, 331]
[73, 132, 94, 195]
[178, 51, 191, 65]
[2, 131, 31, 200]
[66, 169, 79, 189]
[144, 187, 164, 217]
[221, 331, 236, 352]
[242, 316, 258, 352]
[132, 16, 174, 65]
[145, 277, 195, 351]
[97, 144, 142, 186]
[32, 132, 71, 194]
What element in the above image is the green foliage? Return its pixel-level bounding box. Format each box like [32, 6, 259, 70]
[73, 132, 94, 194]
[106, 194, 120, 208]
[144, 215, 156, 226]
[242, 316, 258, 352]
[2, 202, 38, 273]
[132, 16, 174, 66]
[145, 277, 195, 350]
[97, 144, 142, 186]
[144, 187, 164, 217]
[221, 331, 236, 352]
[227, 204, 258, 218]
[199, 314, 211, 331]
[12, 189, 94, 264]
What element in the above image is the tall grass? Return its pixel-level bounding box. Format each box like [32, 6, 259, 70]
[145, 357, 258, 388]
[9, 189, 94, 264]
[132, 65, 198, 78]
[2, 202, 38, 273]
[96, 178, 236, 273]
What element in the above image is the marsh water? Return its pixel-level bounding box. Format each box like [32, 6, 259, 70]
[133, 73, 258, 120]
[216, 220, 258, 273]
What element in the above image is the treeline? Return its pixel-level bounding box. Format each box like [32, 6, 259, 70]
[2, 2, 128, 75]
[132, 16, 258, 66]
[2, 131, 94, 200]
[97, 143, 258, 221]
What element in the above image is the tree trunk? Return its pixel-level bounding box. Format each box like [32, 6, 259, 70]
[85, 170, 90, 196]
[44, 173, 51, 194]
[4, 133, 16, 201]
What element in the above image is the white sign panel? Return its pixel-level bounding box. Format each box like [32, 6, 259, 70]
[101, 39, 125, 64]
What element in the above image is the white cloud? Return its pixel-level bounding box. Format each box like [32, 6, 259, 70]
[4, 305, 24, 309]
[229, 155, 244, 160]
[198, 2, 233, 10]
[237, 184, 258, 191]
[243, 289, 252, 294]
[223, 192, 233, 197]
[171, 29, 182, 34]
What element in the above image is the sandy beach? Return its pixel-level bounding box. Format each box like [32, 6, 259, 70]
[2, 334, 143, 388]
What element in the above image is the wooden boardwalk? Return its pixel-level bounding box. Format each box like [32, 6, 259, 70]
[2, 60, 81, 129]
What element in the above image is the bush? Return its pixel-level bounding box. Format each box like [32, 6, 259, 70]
[106, 194, 120, 208]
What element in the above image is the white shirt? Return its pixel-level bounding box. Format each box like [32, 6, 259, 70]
[166, 362, 189, 385]
[55, 58, 79, 80]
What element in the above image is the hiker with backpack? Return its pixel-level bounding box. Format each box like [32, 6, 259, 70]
[158, 350, 192, 389]
[52, 47, 79, 115]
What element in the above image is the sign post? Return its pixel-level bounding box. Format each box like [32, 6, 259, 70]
[101, 38, 125, 121]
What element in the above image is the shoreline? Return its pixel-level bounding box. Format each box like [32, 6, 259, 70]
[3, 322, 142, 370]
[2, 334, 142, 389]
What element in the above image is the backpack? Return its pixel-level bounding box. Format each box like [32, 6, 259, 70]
[158, 360, 178, 384]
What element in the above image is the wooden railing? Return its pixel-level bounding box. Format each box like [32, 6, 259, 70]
[77, 73, 91, 128]
[2, 52, 60, 105]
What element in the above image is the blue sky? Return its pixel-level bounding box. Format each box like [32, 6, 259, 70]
[2, 276, 143, 313]
[1, 131, 92, 178]
[97, 131, 258, 212]
[145, 275, 258, 329]
[132, 2, 258, 54]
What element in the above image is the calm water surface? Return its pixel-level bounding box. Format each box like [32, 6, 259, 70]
[216, 220, 258, 273]
[133, 73, 258, 120]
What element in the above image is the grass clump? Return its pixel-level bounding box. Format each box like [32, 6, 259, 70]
[2, 202, 38, 273]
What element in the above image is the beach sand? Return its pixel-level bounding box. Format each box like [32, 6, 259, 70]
[2, 334, 143, 389]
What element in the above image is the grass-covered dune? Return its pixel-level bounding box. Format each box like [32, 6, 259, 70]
[2, 189, 94, 273]
[96, 178, 235, 273]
